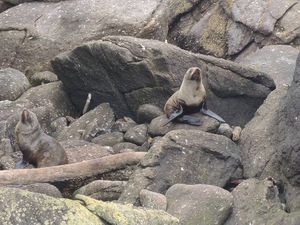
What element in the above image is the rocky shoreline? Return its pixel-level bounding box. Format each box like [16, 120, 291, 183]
[0, 0, 299, 224]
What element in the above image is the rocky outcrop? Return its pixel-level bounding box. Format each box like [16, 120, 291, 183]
[0, 188, 103, 225]
[119, 129, 241, 204]
[0, 187, 179, 225]
[0, 0, 199, 73]
[52, 36, 274, 126]
[240, 53, 300, 210]
[224, 179, 300, 225]
[166, 184, 233, 225]
[238, 45, 299, 86]
[169, 0, 300, 58]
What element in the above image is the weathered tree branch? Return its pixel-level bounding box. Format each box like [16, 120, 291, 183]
[0, 152, 145, 185]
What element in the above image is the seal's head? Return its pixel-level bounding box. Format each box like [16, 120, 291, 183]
[185, 67, 202, 82]
[15, 109, 40, 135]
[178, 67, 206, 106]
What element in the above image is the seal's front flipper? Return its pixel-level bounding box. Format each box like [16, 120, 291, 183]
[178, 115, 202, 126]
[201, 101, 225, 123]
[15, 160, 29, 169]
[162, 105, 184, 126]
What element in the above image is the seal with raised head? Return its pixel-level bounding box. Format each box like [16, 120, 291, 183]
[163, 67, 225, 125]
[15, 109, 68, 168]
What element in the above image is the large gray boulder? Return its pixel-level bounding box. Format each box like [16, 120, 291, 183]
[240, 53, 300, 179]
[119, 129, 241, 204]
[0, 0, 198, 73]
[225, 179, 300, 225]
[238, 45, 299, 86]
[0, 68, 30, 101]
[239, 53, 300, 209]
[52, 36, 275, 126]
[166, 184, 233, 225]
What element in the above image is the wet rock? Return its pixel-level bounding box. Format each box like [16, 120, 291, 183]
[91, 132, 124, 147]
[60, 140, 112, 163]
[0, 188, 103, 225]
[76, 194, 179, 225]
[137, 104, 164, 124]
[166, 184, 233, 225]
[238, 45, 299, 86]
[140, 189, 167, 211]
[0, 68, 30, 101]
[217, 123, 233, 138]
[30, 71, 58, 86]
[7, 183, 62, 198]
[239, 53, 300, 210]
[149, 113, 220, 137]
[124, 124, 148, 146]
[119, 129, 241, 204]
[52, 36, 274, 126]
[73, 180, 127, 201]
[57, 103, 115, 141]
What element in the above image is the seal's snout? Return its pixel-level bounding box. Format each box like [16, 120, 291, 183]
[190, 67, 201, 81]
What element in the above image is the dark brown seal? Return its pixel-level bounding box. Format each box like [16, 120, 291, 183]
[163, 67, 225, 125]
[15, 109, 68, 168]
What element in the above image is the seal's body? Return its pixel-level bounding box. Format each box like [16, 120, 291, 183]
[15, 109, 68, 168]
[164, 67, 206, 118]
[163, 67, 225, 125]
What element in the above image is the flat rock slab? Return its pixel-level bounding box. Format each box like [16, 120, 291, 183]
[149, 113, 220, 137]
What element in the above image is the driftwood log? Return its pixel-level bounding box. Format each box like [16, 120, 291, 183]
[0, 152, 145, 186]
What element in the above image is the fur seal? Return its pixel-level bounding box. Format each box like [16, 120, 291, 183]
[163, 67, 225, 125]
[15, 109, 68, 168]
